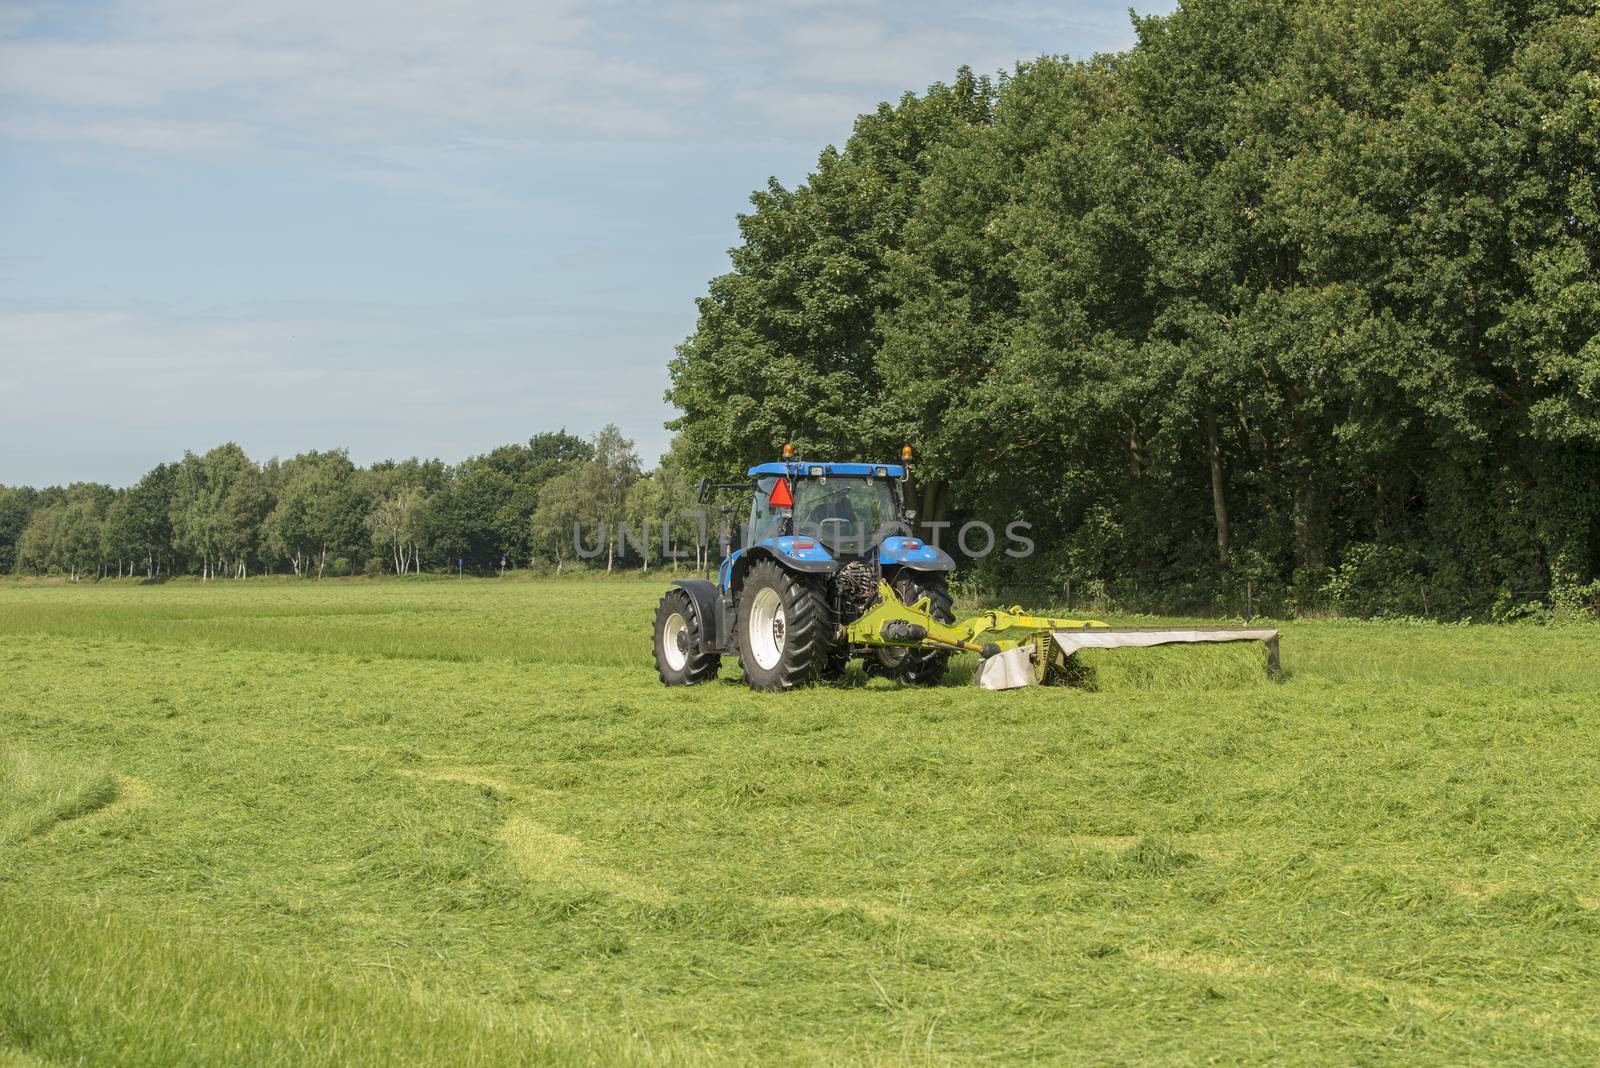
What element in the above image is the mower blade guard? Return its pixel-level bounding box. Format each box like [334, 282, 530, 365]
[975, 647, 1038, 690]
[974, 627, 1281, 689]
[1049, 627, 1279, 667]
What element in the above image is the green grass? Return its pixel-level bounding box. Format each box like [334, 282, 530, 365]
[2, 576, 1598, 1064]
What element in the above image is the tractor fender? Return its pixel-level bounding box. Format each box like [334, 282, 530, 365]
[670, 579, 727, 654]
[876, 535, 955, 572]
[736, 541, 840, 579]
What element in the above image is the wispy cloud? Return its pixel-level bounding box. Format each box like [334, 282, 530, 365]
[0, 0, 698, 152]
[0, 304, 683, 483]
[1, 0, 1140, 160]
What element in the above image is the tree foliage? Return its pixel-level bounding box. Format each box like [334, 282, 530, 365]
[669, 0, 1600, 616]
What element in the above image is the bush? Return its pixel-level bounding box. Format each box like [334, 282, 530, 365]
[1552, 579, 1600, 618]
[329, 557, 353, 578]
[1320, 543, 1428, 618]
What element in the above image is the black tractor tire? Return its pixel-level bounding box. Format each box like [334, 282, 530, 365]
[864, 570, 954, 686]
[653, 588, 720, 686]
[736, 559, 830, 691]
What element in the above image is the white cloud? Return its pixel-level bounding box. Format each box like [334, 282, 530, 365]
[0, 0, 697, 153]
[0, 304, 681, 484]
[732, 86, 872, 141]
[0, 114, 253, 154]
[0, 0, 1138, 162]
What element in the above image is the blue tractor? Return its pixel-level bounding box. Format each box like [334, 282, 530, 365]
[654, 447, 1284, 692]
[653, 449, 958, 690]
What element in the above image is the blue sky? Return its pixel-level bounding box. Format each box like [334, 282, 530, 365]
[1, 0, 1173, 487]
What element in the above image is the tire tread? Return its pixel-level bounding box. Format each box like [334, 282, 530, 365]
[737, 559, 829, 691]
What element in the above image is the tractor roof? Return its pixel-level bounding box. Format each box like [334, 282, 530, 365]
[746, 461, 907, 479]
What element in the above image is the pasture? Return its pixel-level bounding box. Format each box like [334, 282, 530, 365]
[1, 577, 1598, 1065]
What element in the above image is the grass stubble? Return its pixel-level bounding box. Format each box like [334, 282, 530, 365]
[1, 576, 1598, 1065]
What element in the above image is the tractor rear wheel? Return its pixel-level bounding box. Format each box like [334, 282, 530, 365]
[653, 588, 720, 686]
[864, 571, 953, 686]
[736, 559, 830, 691]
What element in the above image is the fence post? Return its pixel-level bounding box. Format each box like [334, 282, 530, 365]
[1246, 580, 1253, 623]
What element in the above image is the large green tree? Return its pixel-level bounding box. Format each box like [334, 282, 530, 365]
[667, 70, 998, 478]
[0, 485, 38, 575]
[265, 451, 365, 578]
[171, 444, 268, 580]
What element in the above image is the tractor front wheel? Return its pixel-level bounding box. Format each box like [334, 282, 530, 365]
[736, 559, 830, 691]
[864, 571, 953, 686]
[653, 588, 720, 686]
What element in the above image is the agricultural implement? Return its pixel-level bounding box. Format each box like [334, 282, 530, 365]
[653, 448, 1279, 691]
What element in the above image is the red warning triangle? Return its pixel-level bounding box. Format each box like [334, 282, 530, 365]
[769, 478, 793, 508]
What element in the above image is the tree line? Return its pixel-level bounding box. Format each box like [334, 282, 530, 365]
[0, 428, 710, 580]
[667, 0, 1600, 619]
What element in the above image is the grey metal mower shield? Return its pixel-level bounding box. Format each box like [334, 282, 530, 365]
[975, 627, 1282, 690]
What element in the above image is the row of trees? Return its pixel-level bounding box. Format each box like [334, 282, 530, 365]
[669, 0, 1600, 617]
[0, 428, 710, 580]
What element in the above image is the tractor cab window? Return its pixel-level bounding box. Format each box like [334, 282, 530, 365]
[746, 477, 787, 543]
[794, 476, 898, 556]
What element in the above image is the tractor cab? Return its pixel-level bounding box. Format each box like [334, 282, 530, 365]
[746, 461, 904, 558]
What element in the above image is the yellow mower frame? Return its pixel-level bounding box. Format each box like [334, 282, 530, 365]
[844, 581, 1281, 689]
[844, 581, 1108, 653]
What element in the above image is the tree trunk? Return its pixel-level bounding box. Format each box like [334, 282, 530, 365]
[1204, 405, 1230, 568]
[1292, 480, 1327, 574]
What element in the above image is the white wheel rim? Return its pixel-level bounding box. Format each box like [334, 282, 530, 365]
[662, 612, 689, 671]
[748, 586, 785, 670]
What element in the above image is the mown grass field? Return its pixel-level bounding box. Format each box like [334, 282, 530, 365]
[2, 576, 1598, 1066]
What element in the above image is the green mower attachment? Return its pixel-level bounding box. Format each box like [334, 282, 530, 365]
[843, 580, 1282, 690]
